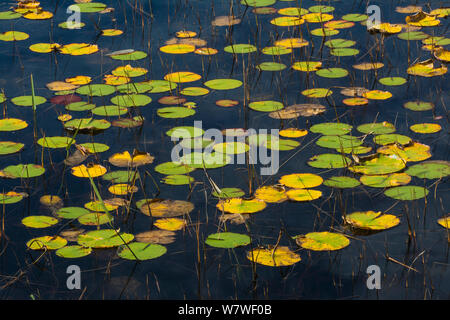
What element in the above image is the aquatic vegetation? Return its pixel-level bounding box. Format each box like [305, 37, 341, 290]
[0, 0, 448, 300]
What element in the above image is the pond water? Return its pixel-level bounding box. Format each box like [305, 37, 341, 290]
[0, 0, 449, 299]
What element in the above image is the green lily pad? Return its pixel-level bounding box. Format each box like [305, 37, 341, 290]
[323, 176, 360, 188]
[0, 192, 24, 204]
[330, 48, 360, 56]
[342, 13, 368, 22]
[316, 135, 363, 149]
[0, 11, 22, 20]
[256, 62, 287, 71]
[22, 216, 59, 228]
[11, 95, 46, 107]
[78, 212, 113, 226]
[78, 142, 110, 153]
[76, 84, 116, 97]
[241, 0, 276, 6]
[205, 232, 251, 248]
[224, 44, 257, 54]
[405, 161, 450, 179]
[56, 245, 92, 258]
[65, 102, 96, 111]
[102, 170, 140, 183]
[379, 77, 407, 86]
[0, 141, 25, 155]
[157, 106, 196, 118]
[212, 188, 245, 199]
[166, 126, 204, 139]
[37, 136, 75, 148]
[0, 118, 28, 131]
[27, 236, 67, 250]
[373, 134, 412, 145]
[204, 79, 243, 90]
[77, 229, 134, 248]
[155, 162, 195, 175]
[316, 68, 348, 78]
[56, 207, 90, 219]
[117, 242, 167, 260]
[403, 101, 434, 111]
[398, 31, 429, 41]
[348, 154, 406, 175]
[308, 153, 351, 168]
[91, 105, 128, 116]
[324, 39, 356, 48]
[68, 3, 107, 13]
[64, 118, 111, 132]
[345, 211, 400, 231]
[161, 174, 194, 185]
[295, 232, 350, 251]
[384, 186, 428, 200]
[357, 122, 396, 134]
[249, 100, 284, 112]
[177, 152, 231, 169]
[310, 123, 352, 135]
[109, 51, 148, 61]
[110, 94, 152, 107]
[2, 164, 45, 178]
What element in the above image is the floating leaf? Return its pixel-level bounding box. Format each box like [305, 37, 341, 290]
[27, 236, 67, 250]
[56, 245, 92, 259]
[279, 173, 323, 189]
[310, 123, 352, 136]
[164, 72, 201, 83]
[78, 229, 134, 248]
[377, 142, 432, 162]
[68, 3, 107, 13]
[316, 135, 363, 149]
[1, 164, 45, 178]
[154, 218, 187, 231]
[11, 95, 46, 107]
[118, 242, 167, 261]
[71, 164, 107, 178]
[279, 128, 308, 138]
[37, 136, 75, 149]
[373, 134, 412, 145]
[384, 186, 428, 200]
[308, 153, 351, 169]
[212, 188, 245, 199]
[56, 207, 90, 219]
[64, 118, 111, 132]
[269, 104, 325, 119]
[206, 232, 250, 248]
[247, 246, 301, 267]
[357, 122, 396, 134]
[410, 123, 441, 134]
[405, 161, 450, 179]
[0, 141, 24, 155]
[109, 150, 154, 168]
[360, 173, 411, 188]
[316, 68, 348, 78]
[0, 31, 29, 41]
[161, 174, 194, 185]
[295, 232, 350, 251]
[0, 118, 28, 131]
[139, 199, 194, 218]
[286, 189, 322, 201]
[348, 154, 406, 175]
[403, 101, 434, 111]
[157, 106, 195, 119]
[216, 198, 266, 214]
[379, 77, 407, 86]
[254, 186, 288, 203]
[323, 176, 360, 188]
[345, 211, 400, 231]
[78, 213, 113, 226]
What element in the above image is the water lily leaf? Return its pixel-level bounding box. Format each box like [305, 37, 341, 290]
[155, 162, 195, 175]
[27, 236, 67, 250]
[330, 48, 359, 56]
[204, 79, 243, 90]
[269, 104, 325, 119]
[405, 161, 450, 179]
[324, 39, 356, 48]
[139, 199, 194, 217]
[109, 150, 154, 167]
[78, 229, 134, 248]
[353, 62, 384, 71]
[0, 141, 25, 155]
[274, 38, 309, 48]
[345, 211, 400, 231]
[357, 122, 396, 134]
[316, 135, 363, 149]
[135, 230, 176, 244]
[0, 118, 28, 131]
[71, 164, 107, 178]
[102, 170, 140, 184]
[270, 16, 304, 26]
[154, 218, 187, 231]
[29, 43, 61, 53]
[68, 3, 107, 13]
[323, 176, 360, 188]
[0, 11, 22, 20]
[91, 105, 128, 116]
[56, 207, 90, 219]
[1, 164, 45, 178]
[112, 116, 144, 128]
[410, 123, 442, 134]
[308, 153, 351, 169]
[157, 106, 195, 119]
[342, 97, 369, 106]
[279, 173, 323, 189]
[76, 84, 115, 97]
[37, 136, 75, 149]
[295, 232, 350, 251]
[437, 217, 450, 229]
[65, 102, 95, 111]
[311, 28, 339, 37]
[118, 242, 167, 261]
[301, 88, 332, 98]
[384, 186, 428, 200]
[286, 189, 322, 201]
[310, 123, 352, 135]
[64, 118, 111, 132]
[60, 43, 99, 55]
[247, 246, 301, 267]
[360, 173, 411, 188]
[101, 29, 123, 36]
[292, 61, 322, 72]
[161, 174, 194, 185]
[0, 191, 24, 204]
[0, 31, 29, 41]
[398, 31, 429, 40]
[212, 188, 245, 199]
[303, 13, 334, 23]
[254, 186, 288, 203]
[206, 232, 250, 248]
[11, 95, 46, 107]
[407, 59, 447, 77]
[373, 134, 412, 146]
[241, 0, 276, 7]
[279, 128, 308, 138]
[362, 90, 392, 100]
[112, 65, 148, 78]
[316, 68, 348, 78]
[216, 198, 266, 214]
[224, 44, 257, 54]
[108, 184, 138, 195]
[178, 152, 231, 169]
[78, 143, 109, 153]
[213, 142, 249, 154]
[85, 201, 118, 212]
[379, 77, 407, 86]
[109, 50, 148, 61]
[348, 154, 406, 175]
[324, 20, 354, 29]
[377, 142, 431, 162]
[78, 212, 113, 226]
[55, 245, 92, 258]
[256, 62, 287, 71]
[403, 101, 434, 111]
[160, 44, 195, 54]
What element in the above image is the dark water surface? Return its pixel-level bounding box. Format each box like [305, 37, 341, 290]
[0, 0, 449, 299]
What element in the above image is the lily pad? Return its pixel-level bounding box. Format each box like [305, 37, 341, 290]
[77, 229, 134, 248]
[205, 232, 251, 248]
[295, 232, 350, 251]
[117, 242, 167, 261]
[384, 186, 429, 200]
